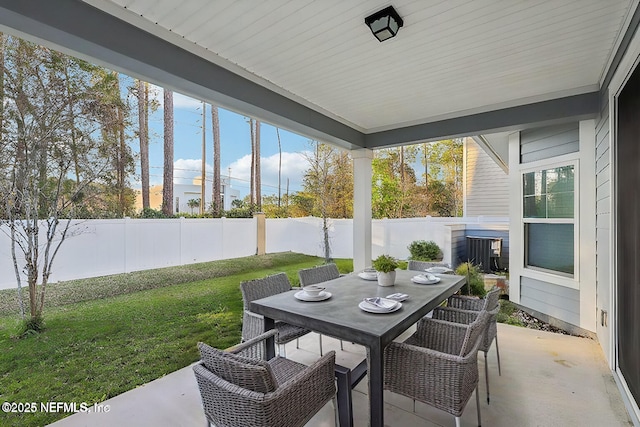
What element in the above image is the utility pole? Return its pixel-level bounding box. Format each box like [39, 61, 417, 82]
[200, 101, 206, 215]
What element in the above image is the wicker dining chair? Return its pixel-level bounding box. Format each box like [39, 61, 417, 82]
[298, 263, 344, 355]
[436, 287, 502, 404]
[193, 330, 338, 427]
[407, 260, 453, 272]
[240, 273, 311, 356]
[384, 310, 490, 427]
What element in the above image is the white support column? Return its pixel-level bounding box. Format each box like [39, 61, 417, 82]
[507, 132, 521, 304]
[352, 148, 373, 272]
[579, 119, 597, 331]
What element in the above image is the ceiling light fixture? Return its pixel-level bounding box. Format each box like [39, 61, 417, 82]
[365, 5, 404, 42]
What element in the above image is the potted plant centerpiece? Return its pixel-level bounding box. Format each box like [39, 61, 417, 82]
[372, 254, 399, 287]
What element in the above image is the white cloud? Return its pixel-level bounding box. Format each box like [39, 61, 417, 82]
[173, 158, 212, 185]
[226, 151, 310, 196]
[146, 152, 310, 196]
[172, 92, 205, 109]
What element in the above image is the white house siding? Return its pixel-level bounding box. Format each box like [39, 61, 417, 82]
[510, 121, 598, 332]
[464, 138, 509, 217]
[595, 98, 612, 361]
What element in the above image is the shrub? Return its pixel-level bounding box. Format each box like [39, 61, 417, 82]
[372, 254, 399, 273]
[408, 240, 442, 261]
[138, 207, 171, 218]
[455, 262, 486, 296]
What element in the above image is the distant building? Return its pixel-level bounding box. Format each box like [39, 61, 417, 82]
[463, 136, 509, 217]
[134, 176, 239, 214]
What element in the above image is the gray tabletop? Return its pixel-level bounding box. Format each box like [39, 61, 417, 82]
[250, 269, 466, 348]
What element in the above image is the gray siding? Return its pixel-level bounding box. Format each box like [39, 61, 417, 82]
[465, 139, 509, 216]
[520, 123, 579, 163]
[451, 227, 467, 268]
[521, 277, 580, 326]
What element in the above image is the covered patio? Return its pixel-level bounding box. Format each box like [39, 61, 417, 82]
[50, 324, 632, 426]
[1, 1, 639, 425]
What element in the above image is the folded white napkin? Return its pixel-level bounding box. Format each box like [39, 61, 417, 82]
[363, 297, 397, 310]
[386, 293, 409, 301]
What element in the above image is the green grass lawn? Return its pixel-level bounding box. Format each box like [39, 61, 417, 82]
[0, 253, 352, 427]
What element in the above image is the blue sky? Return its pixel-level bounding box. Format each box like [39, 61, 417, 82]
[125, 81, 314, 199]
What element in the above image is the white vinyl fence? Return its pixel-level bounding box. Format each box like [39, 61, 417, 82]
[0, 216, 508, 290]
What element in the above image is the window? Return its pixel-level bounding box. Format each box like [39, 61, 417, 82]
[523, 164, 575, 277]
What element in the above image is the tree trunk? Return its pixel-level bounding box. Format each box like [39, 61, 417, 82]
[0, 33, 4, 143]
[137, 79, 150, 210]
[162, 89, 174, 216]
[211, 105, 221, 214]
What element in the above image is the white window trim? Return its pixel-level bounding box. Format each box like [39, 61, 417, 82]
[520, 156, 580, 289]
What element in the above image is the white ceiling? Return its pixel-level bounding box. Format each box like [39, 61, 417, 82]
[91, 0, 634, 133]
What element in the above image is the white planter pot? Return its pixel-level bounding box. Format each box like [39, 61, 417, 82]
[377, 270, 396, 287]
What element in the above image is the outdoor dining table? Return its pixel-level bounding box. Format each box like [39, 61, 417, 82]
[250, 269, 466, 427]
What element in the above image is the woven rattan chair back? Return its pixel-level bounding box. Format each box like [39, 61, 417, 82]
[240, 272, 292, 310]
[298, 263, 340, 286]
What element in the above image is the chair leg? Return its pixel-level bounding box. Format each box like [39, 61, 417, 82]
[484, 351, 490, 404]
[340, 340, 344, 351]
[495, 335, 502, 376]
[332, 395, 340, 427]
[296, 338, 299, 349]
[455, 416, 461, 427]
[412, 399, 416, 413]
[279, 344, 286, 358]
[475, 386, 482, 427]
[319, 334, 323, 356]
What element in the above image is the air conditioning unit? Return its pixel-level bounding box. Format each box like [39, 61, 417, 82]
[466, 236, 502, 273]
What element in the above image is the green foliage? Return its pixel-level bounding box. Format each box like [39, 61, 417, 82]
[289, 191, 315, 217]
[137, 207, 170, 218]
[260, 194, 290, 218]
[186, 198, 201, 214]
[0, 253, 332, 317]
[372, 254, 399, 273]
[371, 148, 418, 219]
[496, 300, 525, 326]
[408, 240, 442, 261]
[426, 180, 459, 217]
[455, 262, 486, 296]
[223, 203, 256, 218]
[300, 142, 353, 219]
[14, 314, 45, 338]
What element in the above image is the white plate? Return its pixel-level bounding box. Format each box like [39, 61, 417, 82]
[358, 272, 378, 281]
[425, 266, 453, 274]
[294, 290, 332, 301]
[359, 299, 402, 313]
[411, 275, 441, 285]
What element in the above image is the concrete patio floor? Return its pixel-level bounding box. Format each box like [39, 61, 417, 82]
[49, 323, 633, 427]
